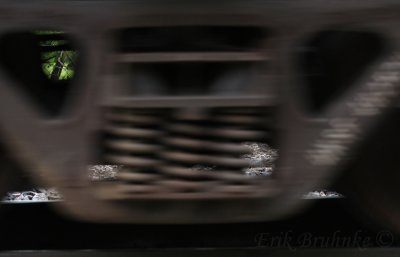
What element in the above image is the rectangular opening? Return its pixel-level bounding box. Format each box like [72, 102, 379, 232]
[116, 62, 261, 96]
[116, 26, 269, 52]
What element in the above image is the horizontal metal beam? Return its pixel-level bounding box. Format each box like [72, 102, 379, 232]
[1, 248, 400, 257]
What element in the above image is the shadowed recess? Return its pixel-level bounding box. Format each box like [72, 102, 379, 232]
[0, 30, 80, 116]
[298, 30, 386, 113]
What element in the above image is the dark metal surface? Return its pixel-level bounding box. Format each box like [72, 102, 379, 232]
[1, 248, 400, 257]
[0, 199, 397, 250]
[0, 199, 398, 257]
[0, 0, 399, 229]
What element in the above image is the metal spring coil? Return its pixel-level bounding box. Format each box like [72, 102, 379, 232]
[99, 107, 272, 199]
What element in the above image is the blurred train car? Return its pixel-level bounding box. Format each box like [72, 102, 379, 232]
[0, 0, 398, 234]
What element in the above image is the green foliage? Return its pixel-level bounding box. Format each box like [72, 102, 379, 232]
[41, 50, 77, 80]
[35, 30, 77, 80]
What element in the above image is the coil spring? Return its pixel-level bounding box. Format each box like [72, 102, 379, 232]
[103, 107, 167, 178]
[99, 107, 272, 199]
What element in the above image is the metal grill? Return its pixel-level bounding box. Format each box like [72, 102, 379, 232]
[96, 106, 273, 199]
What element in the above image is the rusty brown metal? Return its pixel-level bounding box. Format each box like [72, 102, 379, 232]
[0, 0, 399, 226]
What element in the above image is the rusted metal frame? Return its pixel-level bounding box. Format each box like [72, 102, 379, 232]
[1, 1, 400, 224]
